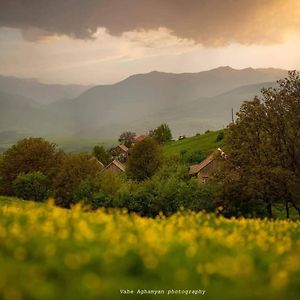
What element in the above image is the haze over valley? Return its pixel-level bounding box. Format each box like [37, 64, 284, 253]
[0, 66, 287, 147]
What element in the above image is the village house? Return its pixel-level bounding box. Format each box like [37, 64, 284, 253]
[103, 159, 126, 174]
[189, 151, 222, 183]
[110, 144, 129, 163]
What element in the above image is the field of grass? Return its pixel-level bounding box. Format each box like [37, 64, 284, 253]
[163, 130, 225, 158]
[0, 197, 299, 300]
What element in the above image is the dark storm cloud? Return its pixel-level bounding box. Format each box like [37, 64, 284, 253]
[0, 0, 299, 45]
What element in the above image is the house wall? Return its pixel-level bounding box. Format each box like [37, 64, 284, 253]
[197, 160, 217, 183]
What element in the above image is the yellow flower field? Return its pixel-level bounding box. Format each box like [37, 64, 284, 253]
[0, 197, 300, 300]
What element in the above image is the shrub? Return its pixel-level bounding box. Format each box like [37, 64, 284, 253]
[216, 131, 225, 142]
[183, 150, 205, 164]
[12, 172, 50, 202]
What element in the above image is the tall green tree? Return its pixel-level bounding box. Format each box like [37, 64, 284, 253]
[53, 153, 101, 207]
[217, 71, 300, 218]
[126, 137, 162, 181]
[0, 138, 63, 195]
[118, 131, 136, 148]
[92, 145, 111, 166]
[149, 123, 172, 144]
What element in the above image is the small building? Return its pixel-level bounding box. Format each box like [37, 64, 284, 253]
[115, 144, 129, 156]
[103, 159, 126, 174]
[110, 144, 129, 163]
[189, 153, 217, 183]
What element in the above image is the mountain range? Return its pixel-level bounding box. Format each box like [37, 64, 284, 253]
[0, 66, 288, 143]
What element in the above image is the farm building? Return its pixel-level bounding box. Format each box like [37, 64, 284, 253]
[189, 153, 217, 183]
[103, 159, 126, 174]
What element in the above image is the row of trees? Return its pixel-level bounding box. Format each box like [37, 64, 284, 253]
[0, 136, 216, 215]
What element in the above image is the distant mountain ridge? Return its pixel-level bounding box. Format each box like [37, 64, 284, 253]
[0, 75, 90, 104]
[0, 67, 289, 141]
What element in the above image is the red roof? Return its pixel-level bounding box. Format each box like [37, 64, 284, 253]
[189, 154, 215, 175]
[134, 135, 146, 143]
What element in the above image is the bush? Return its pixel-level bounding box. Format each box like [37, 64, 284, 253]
[12, 172, 50, 202]
[216, 131, 225, 142]
[182, 150, 205, 164]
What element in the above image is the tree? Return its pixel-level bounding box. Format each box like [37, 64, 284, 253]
[126, 137, 162, 181]
[13, 172, 50, 202]
[149, 123, 172, 144]
[217, 71, 300, 218]
[92, 145, 111, 166]
[118, 131, 136, 148]
[0, 138, 63, 195]
[53, 153, 101, 207]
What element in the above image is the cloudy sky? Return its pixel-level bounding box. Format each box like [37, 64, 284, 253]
[0, 0, 299, 85]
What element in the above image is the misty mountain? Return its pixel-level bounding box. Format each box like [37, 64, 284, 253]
[49, 67, 286, 136]
[0, 75, 89, 104]
[0, 67, 288, 140]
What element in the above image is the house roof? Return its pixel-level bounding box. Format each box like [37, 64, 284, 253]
[134, 135, 146, 143]
[90, 157, 105, 168]
[117, 144, 129, 152]
[104, 159, 126, 172]
[189, 154, 215, 175]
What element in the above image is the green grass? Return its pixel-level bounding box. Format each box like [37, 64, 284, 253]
[0, 197, 299, 300]
[163, 130, 225, 157]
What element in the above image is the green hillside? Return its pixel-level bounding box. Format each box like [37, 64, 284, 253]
[163, 130, 225, 157]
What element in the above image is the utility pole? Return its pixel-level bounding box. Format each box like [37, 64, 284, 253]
[231, 108, 234, 123]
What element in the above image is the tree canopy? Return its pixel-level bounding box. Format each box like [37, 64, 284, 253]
[126, 137, 162, 181]
[0, 138, 62, 195]
[149, 123, 172, 144]
[217, 71, 300, 218]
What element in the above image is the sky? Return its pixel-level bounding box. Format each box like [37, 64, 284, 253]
[0, 0, 299, 85]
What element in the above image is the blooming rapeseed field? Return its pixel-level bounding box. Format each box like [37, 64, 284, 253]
[0, 197, 299, 300]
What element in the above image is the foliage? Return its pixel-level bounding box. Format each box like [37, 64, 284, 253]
[216, 130, 225, 142]
[92, 145, 111, 166]
[53, 153, 101, 207]
[149, 123, 172, 144]
[181, 150, 205, 164]
[0, 198, 300, 300]
[126, 137, 163, 181]
[0, 137, 62, 195]
[217, 71, 300, 218]
[12, 172, 50, 202]
[118, 131, 136, 148]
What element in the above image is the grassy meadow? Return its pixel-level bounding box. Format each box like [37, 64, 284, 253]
[0, 197, 299, 300]
[163, 130, 225, 157]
